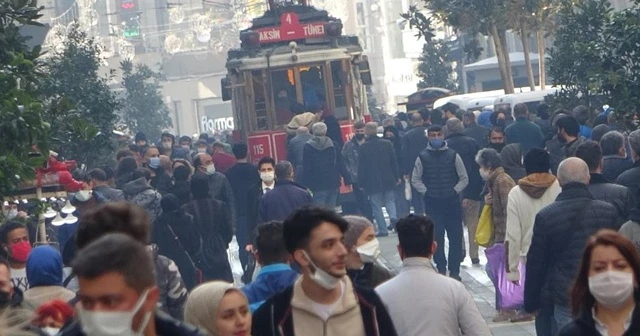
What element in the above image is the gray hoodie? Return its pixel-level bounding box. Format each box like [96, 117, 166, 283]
[123, 177, 162, 222]
[410, 141, 469, 196]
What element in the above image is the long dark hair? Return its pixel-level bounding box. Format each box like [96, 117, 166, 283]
[570, 230, 640, 316]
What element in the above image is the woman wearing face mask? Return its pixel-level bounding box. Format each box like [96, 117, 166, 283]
[184, 281, 251, 336]
[344, 216, 393, 288]
[559, 230, 640, 336]
[476, 148, 519, 322]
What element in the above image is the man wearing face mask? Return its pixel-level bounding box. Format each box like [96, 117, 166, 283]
[556, 115, 588, 159]
[160, 132, 189, 161]
[343, 216, 392, 289]
[486, 127, 506, 152]
[341, 121, 373, 220]
[246, 157, 277, 257]
[59, 233, 203, 336]
[376, 215, 490, 336]
[259, 161, 312, 223]
[192, 153, 235, 224]
[143, 147, 173, 195]
[251, 206, 397, 336]
[0, 222, 32, 293]
[411, 125, 468, 280]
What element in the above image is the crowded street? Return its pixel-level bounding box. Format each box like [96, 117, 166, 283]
[4, 0, 640, 335]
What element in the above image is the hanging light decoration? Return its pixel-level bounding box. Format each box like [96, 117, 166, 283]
[118, 41, 136, 60]
[80, 8, 99, 27]
[61, 200, 76, 214]
[169, 7, 186, 24]
[197, 30, 211, 43]
[43, 207, 58, 219]
[64, 213, 78, 224]
[164, 34, 182, 54]
[51, 212, 66, 226]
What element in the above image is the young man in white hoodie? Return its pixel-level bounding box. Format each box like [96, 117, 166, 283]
[505, 148, 561, 328]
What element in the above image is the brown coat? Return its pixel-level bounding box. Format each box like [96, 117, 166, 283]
[485, 167, 516, 243]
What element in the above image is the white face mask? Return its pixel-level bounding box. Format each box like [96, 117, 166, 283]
[260, 171, 275, 183]
[76, 190, 93, 202]
[78, 289, 152, 336]
[357, 239, 380, 263]
[302, 251, 341, 290]
[197, 148, 207, 153]
[5, 209, 18, 219]
[162, 142, 172, 150]
[479, 168, 490, 181]
[42, 327, 60, 336]
[205, 164, 216, 175]
[589, 271, 635, 309]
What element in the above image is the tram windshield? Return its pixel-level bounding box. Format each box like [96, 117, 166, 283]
[246, 60, 353, 131]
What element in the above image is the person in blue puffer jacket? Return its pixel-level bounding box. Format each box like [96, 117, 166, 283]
[241, 221, 298, 312]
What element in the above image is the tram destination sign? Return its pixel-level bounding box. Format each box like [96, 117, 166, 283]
[256, 12, 326, 43]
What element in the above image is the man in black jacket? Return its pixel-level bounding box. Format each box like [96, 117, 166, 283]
[575, 141, 633, 224]
[358, 122, 400, 237]
[259, 161, 313, 223]
[60, 234, 204, 336]
[462, 111, 489, 148]
[445, 118, 483, 265]
[251, 206, 397, 336]
[401, 112, 429, 215]
[246, 157, 276, 253]
[524, 157, 618, 334]
[600, 131, 633, 182]
[617, 130, 640, 199]
[86, 168, 125, 202]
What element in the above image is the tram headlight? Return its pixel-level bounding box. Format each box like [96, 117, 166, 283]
[240, 30, 260, 48]
[325, 21, 343, 38]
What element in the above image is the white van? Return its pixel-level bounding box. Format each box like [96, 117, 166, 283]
[433, 87, 539, 112]
[493, 88, 560, 116]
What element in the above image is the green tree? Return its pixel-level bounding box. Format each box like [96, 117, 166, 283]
[403, 1, 515, 93]
[0, 0, 50, 196]
[120, 60, 172, 142]
[546, 0, 612, 109]
[416, 40, 457, 90]
[40, 23, 120, 168]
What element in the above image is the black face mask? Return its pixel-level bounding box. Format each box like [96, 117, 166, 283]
[0, 291, 10, 309]
[488, 143, 506, 152]
[355, 134, 365, 141]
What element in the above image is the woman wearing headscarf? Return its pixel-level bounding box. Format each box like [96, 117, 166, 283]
[500, 143, 527, 182]
[153, 194, 201, 290]
[184, 281, 251, 336]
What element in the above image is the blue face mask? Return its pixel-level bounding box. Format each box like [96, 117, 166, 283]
[430, 139, 444, 149]
[149, 157, 160, 169]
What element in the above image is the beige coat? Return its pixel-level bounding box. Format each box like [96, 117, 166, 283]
[290, 276, 366, 336]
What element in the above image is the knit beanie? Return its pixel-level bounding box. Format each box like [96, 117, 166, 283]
[524, 148, 551, 175]
[135, 132, 147, 142]
[343, 216, 374, 250]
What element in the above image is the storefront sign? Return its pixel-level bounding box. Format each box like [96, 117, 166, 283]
[201, 117, 234, 133]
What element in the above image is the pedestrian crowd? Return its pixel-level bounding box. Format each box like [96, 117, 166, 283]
[1, 103, 640, 336]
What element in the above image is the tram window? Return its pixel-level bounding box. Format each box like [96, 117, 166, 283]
[252, 70, 268, 130]
[271, 69, 296, 126]
[300, 66, 326, 111]
[331, 61, 348, 120]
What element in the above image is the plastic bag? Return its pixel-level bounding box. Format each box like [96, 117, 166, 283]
[475, 205, 493, 247]
[485, 243, 526, 310]
[227, 236, 244, 286]
[404, 177, 412, 201]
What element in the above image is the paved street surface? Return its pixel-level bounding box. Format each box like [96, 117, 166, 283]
[377, 231, 537, 336]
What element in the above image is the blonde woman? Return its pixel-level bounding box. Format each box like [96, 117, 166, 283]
[185, 281, 251, 336]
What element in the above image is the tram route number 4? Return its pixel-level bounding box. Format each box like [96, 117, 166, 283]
[256, 12, 327, 44]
